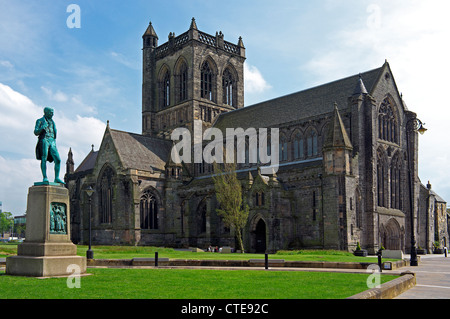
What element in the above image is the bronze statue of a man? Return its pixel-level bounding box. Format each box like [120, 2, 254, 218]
[34, 107, 65, 184]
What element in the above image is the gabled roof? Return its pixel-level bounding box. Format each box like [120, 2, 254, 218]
[420, 182, 447, 204]
[431, 190, 447, 203]
[74, 149, 98, 173]
[214, 64, 385, 131]
[108, 129, 172, 172]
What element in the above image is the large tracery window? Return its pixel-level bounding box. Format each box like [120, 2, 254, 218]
[140, 189, 158, 230]
[222, 68, 235, 107]
[378, 98, 398, 143]
[99, 166, 114, 224]
[201, 61, 213, 101]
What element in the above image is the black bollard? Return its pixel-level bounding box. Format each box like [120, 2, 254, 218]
[265, 253, 268, 270]
[155, 252, 158, 267]
[377, 250, 382, 273]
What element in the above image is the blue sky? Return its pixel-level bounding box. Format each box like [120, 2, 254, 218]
[1, 0, 450, 215]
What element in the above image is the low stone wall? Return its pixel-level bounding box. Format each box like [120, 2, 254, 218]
[86, 259, 132, 267]
[167, 259, 248, 267]
[85, 258, 406, 270]
[346, 272, 416, 299]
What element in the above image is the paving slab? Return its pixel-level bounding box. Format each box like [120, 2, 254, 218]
[395, 254, 450, 299]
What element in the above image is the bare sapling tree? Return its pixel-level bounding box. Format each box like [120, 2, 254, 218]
[212, 159, 249, 253]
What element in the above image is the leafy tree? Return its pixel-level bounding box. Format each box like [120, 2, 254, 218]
[212, 161, 249, 253]
[12, 222, 25, 238]
[0, 211, 13, 238]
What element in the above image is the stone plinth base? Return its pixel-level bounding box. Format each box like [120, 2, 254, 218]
[18, 242, 78, 256]
[6, 184, 86, 277]
[6, 255, 86, 277]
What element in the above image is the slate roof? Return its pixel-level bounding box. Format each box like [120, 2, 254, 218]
[214, 65, 384, 131]
[109, 129, 172, 172]
[74, 150, 98, 173]
[431, 190, 447, 203]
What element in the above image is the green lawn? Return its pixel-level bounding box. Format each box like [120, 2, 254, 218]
[0, 244, 399, 299]
[0, 268, 398, 299]
[1, 243, 397, 263]
[0, 243, 17, 257]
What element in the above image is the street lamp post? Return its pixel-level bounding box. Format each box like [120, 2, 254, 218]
[406, 117, 427, 267]
[85, 186, 95, 260]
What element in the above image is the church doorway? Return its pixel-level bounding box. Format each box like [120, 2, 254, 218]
[381, 218, 404, 251]
[255, 219, 267, 253]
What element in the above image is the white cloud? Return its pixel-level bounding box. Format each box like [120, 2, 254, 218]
[41, 86, 69, 103]
[110, 51, 139, 70]
[40, 85, 98, 116]
[243, 63, 272, 106]
[244, 63, 271, 94]
[0, 83, 41, 153]
[0, 83, 105, 214]
[0, 60, 14, 69]
[0, 156, 41, 214]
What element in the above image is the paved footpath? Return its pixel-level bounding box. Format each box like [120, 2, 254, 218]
[394, 254, 450, 299]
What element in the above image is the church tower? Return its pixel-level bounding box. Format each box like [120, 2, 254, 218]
[141, 18, 246, 138]
[142, 21, 158, 128]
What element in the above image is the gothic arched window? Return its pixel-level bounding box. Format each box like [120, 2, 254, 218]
[307, 130, 318, 157]
[378, 98, 398, 143]
[98, 166, 114, 224]
[255, 191, 265, 207]
[163, 73, 170, 107]
[197, 199, 207, 233]
[178, 62, 188, 102]
[355, 188, 362, 228]
[390, 153, 402, 210]
[140, 189, 158, 230]
[377, 149, 388, 208]
[279, 135, 288, 162]
[292, 132, 304, 160]
[222, 68, 235, 107]
[159, 68, 170, 108]
[201, 61, 214, 101]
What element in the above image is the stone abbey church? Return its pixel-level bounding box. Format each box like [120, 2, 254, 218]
[65, 18, 448, 254]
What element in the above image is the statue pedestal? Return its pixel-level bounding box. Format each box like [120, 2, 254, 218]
[6, 185, 86, 277]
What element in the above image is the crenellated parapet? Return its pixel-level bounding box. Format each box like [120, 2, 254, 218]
[149, 18, 245, 59]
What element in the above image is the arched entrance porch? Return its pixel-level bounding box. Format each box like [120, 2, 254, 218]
[249, 215, 268, 253]
[381, 218, 404, 251]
